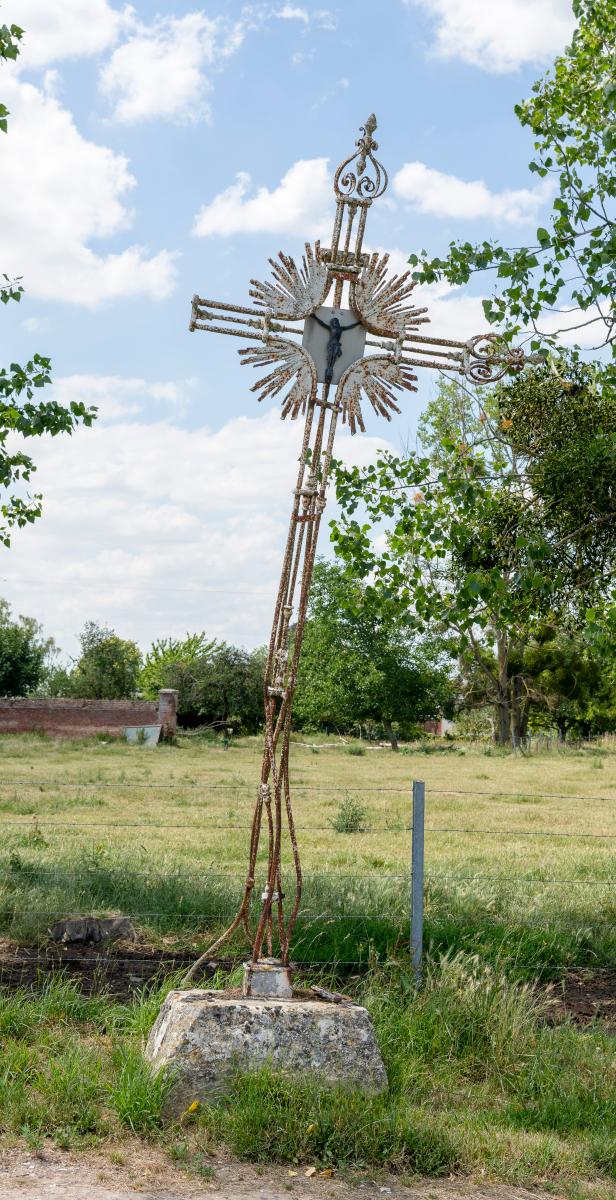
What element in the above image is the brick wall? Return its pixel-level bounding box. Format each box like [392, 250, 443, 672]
[0, 689, 178, 739]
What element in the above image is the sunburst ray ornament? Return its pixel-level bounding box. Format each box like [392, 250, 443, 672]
[249, 243, 329, 320]
[186, 116, 539, 986]
[351, 252, 428, 337]
[239, 339, 317, 419]
[339, 354, 418, 434]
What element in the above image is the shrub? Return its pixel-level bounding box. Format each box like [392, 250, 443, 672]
[330, 796, 368, 834]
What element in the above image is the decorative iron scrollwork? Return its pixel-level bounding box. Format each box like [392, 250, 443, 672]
[334, 114, 388, 202]
[463, 334, 527, 384]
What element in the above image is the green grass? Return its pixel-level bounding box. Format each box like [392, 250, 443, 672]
[1, 837, 614, 977]
[0, 962, 615, 1192]
[0, 732, 616, 975]
[0, 733, 615, 1186]
[191, 955, 616, 1186]
[107, 1044, 173, 1134]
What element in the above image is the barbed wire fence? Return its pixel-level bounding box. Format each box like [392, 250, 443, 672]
[0, 774, 614, 987]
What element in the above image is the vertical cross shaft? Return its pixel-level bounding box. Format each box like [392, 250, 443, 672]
[184, 120, 385, 980]
[184, 115, 535, 982]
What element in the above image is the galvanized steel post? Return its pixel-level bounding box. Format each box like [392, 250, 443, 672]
[411, 780, 425, 984]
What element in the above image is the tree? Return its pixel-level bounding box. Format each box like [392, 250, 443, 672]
[140, 634, 266, 731]
[1, 16, 96, 546]
[294, 560, 453, 749]
[69, 622, 142, 699]
[0, 597, 52, 695]
[518, 625, 606, 741]
[331, 368, 616, 745]
[498, 363, 616, 600]
[408, 1, 615, 379]
[196, 644, 266, 732]
[457, 620, 611, 743]
[139, 633, 218, 718]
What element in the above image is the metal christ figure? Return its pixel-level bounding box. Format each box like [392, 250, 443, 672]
[312, 313, 362, 384]
[184, 115, 535, 984]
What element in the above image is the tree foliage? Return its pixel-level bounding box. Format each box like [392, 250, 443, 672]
[66, 622, 142, 700]
[0, 597, 52, 695]
[409, 0, 615, 374]
[0, 12, 96, 546]
[140, 634, 266, 731]
[294, 560, 454, 747]
[331, 369, 616, 744]
[0, 17, 22, 134]
[517, 625, 608, 739]
[139, 633, 217, 710]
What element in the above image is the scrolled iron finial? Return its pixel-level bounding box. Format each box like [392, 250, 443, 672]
[334, 114, 388, 203]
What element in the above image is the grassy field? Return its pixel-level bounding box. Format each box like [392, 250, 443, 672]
[0, 730, 615, 971]
[1, 731, 616, 1192]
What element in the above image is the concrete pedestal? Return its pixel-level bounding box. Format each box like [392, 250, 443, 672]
[145, 990, 387, 1115]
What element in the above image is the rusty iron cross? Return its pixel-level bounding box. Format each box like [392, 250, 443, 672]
[184, 115, 532, 980]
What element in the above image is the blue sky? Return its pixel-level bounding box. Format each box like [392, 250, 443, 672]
[1, 0, 576, 658]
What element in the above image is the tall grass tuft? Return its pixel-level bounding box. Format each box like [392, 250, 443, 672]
[200, 1071, 459, 1175]
[107, 1044, 173, 1134]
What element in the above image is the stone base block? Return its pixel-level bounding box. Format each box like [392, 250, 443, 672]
[145, 990, 387, 1114]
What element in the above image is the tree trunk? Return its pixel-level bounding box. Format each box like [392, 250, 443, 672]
[494, 632, 511, 746]
[510, 674, 527, 749]
[383, 719, 399, 751]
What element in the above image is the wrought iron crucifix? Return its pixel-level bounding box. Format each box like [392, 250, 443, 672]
[184, 115, 533, 982]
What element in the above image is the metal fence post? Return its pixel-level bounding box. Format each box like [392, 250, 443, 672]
[410, 780, 425, 984]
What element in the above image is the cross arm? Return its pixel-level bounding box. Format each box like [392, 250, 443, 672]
[189, 295, 300, 340]
[366, 329, 541, 384]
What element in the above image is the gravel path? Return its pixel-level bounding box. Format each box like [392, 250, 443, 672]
[0, 1148, 559, 1200]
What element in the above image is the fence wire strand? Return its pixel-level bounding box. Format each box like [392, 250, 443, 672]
[0, 773, 615, 982]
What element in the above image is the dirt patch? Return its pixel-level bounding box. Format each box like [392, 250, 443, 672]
[544, 969, 616, 1027]
[1, 941, 616, 1027]
[0, 1144, 562, 1200]
[0, 940, 197, 999]
[0, 942, 358, 1001]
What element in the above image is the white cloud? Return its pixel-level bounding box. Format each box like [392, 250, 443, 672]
[193, 157, 332, 238]
[1, 380, 389, 655]
[99, 11, 245, 124]
[314, 9, 337, 31]
[408, 0, 575, 72]
[291, 48, 315, 66]
[1, 73, 177, 306]
[393, 161, 551, 224]
[379, 249, 488, 341]
[98, 5, 338, 122]
[14, 0, 133, 70]
[276, 5, 310, 21]
[49, 375, 196, 421]
[20, 316, 44, 333]
[416, 281, 488, 341]
[275, 5, 335, 27]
